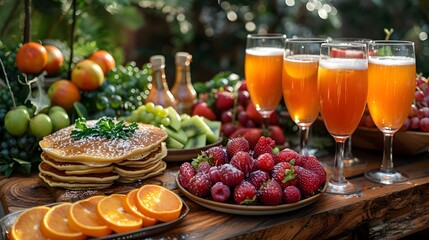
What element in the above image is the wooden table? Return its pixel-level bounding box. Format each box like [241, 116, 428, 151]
[1, 148, 429, 239]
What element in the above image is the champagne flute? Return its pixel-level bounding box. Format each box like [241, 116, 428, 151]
[364, 40, 416, 184]
[282, 38, 326, 155]
[245, 34, 286, 132]
[318, 42, 368, 194]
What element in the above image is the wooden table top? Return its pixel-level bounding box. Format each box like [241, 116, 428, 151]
[1, 148, 428, 239]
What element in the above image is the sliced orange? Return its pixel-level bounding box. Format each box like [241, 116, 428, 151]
[41, 203, 86, 240]
[123, 189, 158, 227]
[68, 196, 113, 237]
[96, 194, 143, 233]
[135, 184, 183, 222]
[9, 206, 50, 240]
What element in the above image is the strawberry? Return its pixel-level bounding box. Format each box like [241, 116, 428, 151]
[238, 81, 247, 91]
[301, 155, 326, 186]
[246, 101, 262, 124]
[204, 146, 228, 166]
[218, 163, 244, 187]
[208, 166, 221, 183]
[197, 161, 211, 174]
[229, 127, 249, 138]
[271, 162, 297, 189]
[233, 181, 257, 205]
[294, 166, 322, 196]
[192, 102, 216, 121]
[230, 151, 253, 174]
[216, 91, 235, 111]
[211, 182, 231, 203]
[276, 148, 300, 165]
[188, 172, 212, 197]
[254, 153, 275, 172]
[253, 136, 276, 159]
[269, 125, 286, 145]
[258, 179, 283, 205]
[283, 185, 301, 203]
[247, 170, 269, 190]
[226, 137, 250, 159]
[178, 162, 196, 189]
[242, 128, 261, 150]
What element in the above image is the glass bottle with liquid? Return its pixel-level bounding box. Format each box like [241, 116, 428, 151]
[146, 55, 177, 108]
[171, 52, 197, 114]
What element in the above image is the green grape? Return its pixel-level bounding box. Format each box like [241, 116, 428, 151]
[136, 105, 146, 114]
[145, 102, 155, 112]
[142, 112, 154, 123]
[161, 117, 170, 127]
[96, 96, 110, 110]
[157, 108, 169, 118]
[110, 95, 122, 109]
[128, 110, 139, 122]
[49, 111, 70, 132]
[104, 84, 116, 95]
[154, 115, 162, 124]
[153, 105, 164, 115]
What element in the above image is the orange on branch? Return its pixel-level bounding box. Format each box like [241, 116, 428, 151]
[89, 50, 116, 76]
[48, 80, 81, 110]
[71, 59, 105, 91]
[44, 45, 64, 76]
[16, 42, 48, 74]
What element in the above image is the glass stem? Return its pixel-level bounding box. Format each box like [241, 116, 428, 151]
[261, 115, 270, 136]
[344, 136, 353, 159]
[332, 139, 346, 185]
[299, 126, 310, 156]
[381, 133, 395, 174]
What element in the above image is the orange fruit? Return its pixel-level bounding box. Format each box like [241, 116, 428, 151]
[41, 203, 87, 240]
[135, 184, 183, 222]
[44, 45, 64, 76]
[9, 206, 50, 240]
[68, 196, 112, 237]
[89, 50, 116, 76]
[71, 59, 105, 91]
[47, 79, 81, 110]
[122, 189, 158, 227]
[96, 194, 143, 233]
[16, 42, 48, 74]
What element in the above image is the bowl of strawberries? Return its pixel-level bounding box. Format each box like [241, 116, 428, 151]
[176, 136, 327, 215]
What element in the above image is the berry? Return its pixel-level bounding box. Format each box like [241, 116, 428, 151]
[197, 161, 212, 174]
[218, 163, 244, 187]
[208, 166, 221, 183]
[271, 162, 297, 188]
[230, 151, 253, 174]
[294, 166, 322, 196]
[254, 153, 275, 172]
[188, 172, 212, 198]
[283, 186, 301, 203]
[221, 122, 238, 137]
[276, 148, 300, 165]
[301, 155, 326, 186]
[211, 182, 231, 203]
[178, 162, 195, 189]
[242, 128, 261, 150]
[253, 136, 276, 159]
[205, 146, 228, 166]
[247, 170, 270, 190]
[269, 126, 286, 146]
[246, 101, 262, 124]
[192, 102, 216, 121]
[216, 91, 235, 111]
[258, 179, 283, 206]
[233, 181, 257, 205]
[226, 137, 250, 159]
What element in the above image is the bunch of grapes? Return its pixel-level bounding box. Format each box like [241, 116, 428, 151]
[81, 62, 151, 119]
[125, 102, 172, 127]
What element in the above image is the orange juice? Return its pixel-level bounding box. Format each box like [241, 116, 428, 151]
[318, 58, 368, 137]
[282, 55, 319, 126]
[245, 47, 283, 115]
[367, 57, 416, 131]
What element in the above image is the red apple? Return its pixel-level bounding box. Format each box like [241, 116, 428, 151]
[71, 59, 104, 91]
[43, 45, 64, 76]
[48, 80, 81, 110]
[89, 50, 116, 76]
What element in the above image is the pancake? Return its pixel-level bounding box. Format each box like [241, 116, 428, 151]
[39, 121, 167, 163]
[38, 162, 119, 184]
[116, 161, 167, 183]
[39, 174, 113, 190]
[116, 143, 167, 166]
[41, 152, 111, 170]
[113, 159, 166, 178]
[65, 166, 114, 175]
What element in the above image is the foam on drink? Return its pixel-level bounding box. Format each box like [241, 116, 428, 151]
[246, 47, 283, 57]
[319, 58, 367, 70]
[369, 56, 415, 66]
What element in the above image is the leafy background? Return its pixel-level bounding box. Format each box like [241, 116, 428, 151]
[1, 0, 428, 84]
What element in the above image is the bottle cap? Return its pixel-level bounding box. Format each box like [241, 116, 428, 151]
[175, 52, 192, 65]
[150, 55, 165, 70]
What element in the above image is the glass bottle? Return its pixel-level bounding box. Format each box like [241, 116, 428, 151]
[146, 55, 177, 108]
[171, 52, 197, 115]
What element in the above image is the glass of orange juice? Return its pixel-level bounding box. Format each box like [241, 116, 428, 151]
[318, 42, 368, 194]
[364, 40, 416, 184]
[245, 34, 286, 132]
[282, 38, 326, 155]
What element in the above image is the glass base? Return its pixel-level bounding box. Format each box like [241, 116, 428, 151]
[364, 169, 408, 184]
[326, 179, 361, 195]
[343, 156, 367, 168]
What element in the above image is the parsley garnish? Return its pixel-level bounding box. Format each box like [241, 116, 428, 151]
[70, 117, 138, 140]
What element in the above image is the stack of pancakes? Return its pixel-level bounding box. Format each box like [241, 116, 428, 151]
[38, 120, 168, 190]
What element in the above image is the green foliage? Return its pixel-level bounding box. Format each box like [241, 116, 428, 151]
[70, 117, 138, 140]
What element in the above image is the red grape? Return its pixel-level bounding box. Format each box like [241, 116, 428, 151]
[408, 104, 418, 117]
[409, 117, 420, 130]
[415, 90, 425, 102]
[221, 111, 233, 123]
[420, 118, 429, 132]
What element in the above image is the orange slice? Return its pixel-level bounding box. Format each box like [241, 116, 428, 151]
[41, 203, 86, 240]
[123, 189, 158, 227]
[96, 194, 143, 233]
[68, 196, 113, 237]
[136, 184, 183, 222]
[9, 206, 50, 240]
